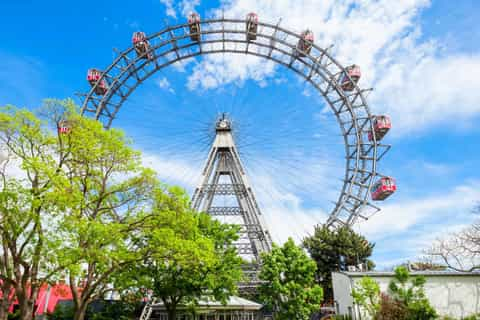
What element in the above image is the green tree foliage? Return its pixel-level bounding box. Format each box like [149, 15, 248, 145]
[0, 100, 158, 320]
[351, 277, 381, 318]
[303, 225, 374, 300]
[0, 103, 75, 320]
[259, 238, 324, 320]
[46, 100, 157, 320]
[128, 187, 243, 320]
[388, 266, 437, 320]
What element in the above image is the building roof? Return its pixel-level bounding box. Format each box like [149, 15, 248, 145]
[339, 271, 480, 277]
[151, 296, 263, 311]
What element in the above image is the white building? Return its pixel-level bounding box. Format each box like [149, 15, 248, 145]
[332, 271, 480, 319]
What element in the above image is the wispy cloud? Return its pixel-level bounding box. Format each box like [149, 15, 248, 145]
[354, 181, 480, 268]
[357, 181, 480, 239]
[160, 0, 177, 18]
[160, 0, 201, 19]
[180, 0, 201, 17]
[156, 77, 175, 94]
[142, 150, 332, 244]
[175, 0, 480, 134]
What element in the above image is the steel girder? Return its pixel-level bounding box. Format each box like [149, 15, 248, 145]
[80, 17, 390, 229]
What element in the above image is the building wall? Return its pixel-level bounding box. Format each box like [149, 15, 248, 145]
[332, 272, 480, 319]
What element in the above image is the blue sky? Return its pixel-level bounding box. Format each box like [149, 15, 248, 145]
[1, 0, 480, 269]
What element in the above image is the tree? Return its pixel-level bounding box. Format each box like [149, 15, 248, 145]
[351, 277, 381, 318]
[129, 187, 243, 320]
[48, 101, 157, 320]
[259, 238, 324, 320]
[0, 104, 72, 320]
[303, 225, 374, 300]
[0, 99, 158, 320]
[426, 207, 480, 272]
[388, 266, 437, 320]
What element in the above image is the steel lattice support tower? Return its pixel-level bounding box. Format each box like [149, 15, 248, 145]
[192, 115, 272, 285]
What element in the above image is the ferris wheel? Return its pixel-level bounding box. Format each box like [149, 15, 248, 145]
[78, 13, 396, 229]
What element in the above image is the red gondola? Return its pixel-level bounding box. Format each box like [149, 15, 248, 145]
[132, 31, 153, 59]
[341, 65, 361, 91]
[371, 177, 396, 201]
[87, 69, 108, 95]
[246, 12, 259, 41]
[188, 12, 201, 42]
[297, 30, 314, 57]
[58, 120, 71, 134]
[368, 115, 391, 142]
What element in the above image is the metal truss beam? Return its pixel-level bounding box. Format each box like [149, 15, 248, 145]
[80, 16, 390, 230]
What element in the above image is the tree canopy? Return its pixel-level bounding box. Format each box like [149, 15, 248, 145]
[128, 187, 243, 319]
[259, 238, 323, 320]
[303, 224, 374, 300]
[0, 100, 244, 320]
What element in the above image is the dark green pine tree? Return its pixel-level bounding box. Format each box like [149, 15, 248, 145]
[303, 225, 375, 301]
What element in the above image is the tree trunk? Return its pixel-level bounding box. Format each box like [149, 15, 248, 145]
[73, 301, 89, 320]
[18, 298, 34, 320]
[167, 308, 177, 320]
[0, 290, 13, 320]
[0, 305, 8, 320]
[164, 302, 178, 320]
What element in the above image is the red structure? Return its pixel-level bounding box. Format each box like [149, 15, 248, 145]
[2, 283, 75, 316]
[246, 13, 259, 41]
[188, 13, 201, 42]
[371, 177, 396, 201]
[297, 30, 314, 57]
[87, 69, 108, 95]
[132, 32, 153, 59]
[341, 65, 361, 91]
[368, 115, 391, 141]
[58, 120, 71, 134]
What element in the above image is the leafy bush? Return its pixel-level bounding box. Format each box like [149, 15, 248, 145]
[352, 276, 381, 318]
[374, 293, 408, 320]
[388, 266, 437, 320]
[47, 299, 140, 320]
[48, 301, 75, 320]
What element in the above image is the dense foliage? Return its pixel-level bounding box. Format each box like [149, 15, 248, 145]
[388, 266, 437, 320]
[351, 277, 381, 318]
[125, 187, 243, 320]
[259, 238, 324, 320]
[0, 100, 243, 320]
[351, 266, 437, 320]
[303, 225, 374, 300]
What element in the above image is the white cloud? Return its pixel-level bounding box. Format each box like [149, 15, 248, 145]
[357, 182, 480, 240]
[251, 173, 328, 244]
[142, 150, 331, 244]
[187, 55, 276, 90]
[160, 0, 177, 18]
[180, 0, 480, 133]
[156, 77, 175, 93]
[142, 152, 200, 190]
[373, 54, 480, 133]
[160, 0, 201, 19]
[180, 0, 201, 17]
[352, 182, 480, 269]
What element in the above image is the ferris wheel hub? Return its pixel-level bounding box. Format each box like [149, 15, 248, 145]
[216, 114, 232, 132]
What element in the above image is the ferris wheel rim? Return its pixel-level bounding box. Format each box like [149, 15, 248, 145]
[80, 17, 390, 228]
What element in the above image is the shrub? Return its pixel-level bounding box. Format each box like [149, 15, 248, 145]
[351, 277, 381, 318]
[375, 293, 408, 320]
[388, 266, 437, 320]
